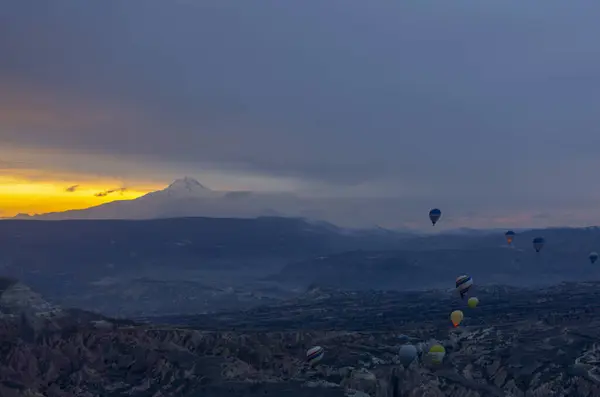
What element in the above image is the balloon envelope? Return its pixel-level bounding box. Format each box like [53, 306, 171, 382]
[590, 252, 599, 263]
[428, 344, 446, 364]
[429, 208, 441, 225]
[505, 230, 515, 245]
[532, 237, 545, 252]
[450, 310, 464, 327]
[467, 297, 479, 309]
[398, 344, 417, 367]
[397, 334, 411, 344]
[306, 346, 324, 365]
[455, 275, 473, 298]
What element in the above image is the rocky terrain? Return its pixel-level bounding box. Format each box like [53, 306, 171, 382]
[1, 277, 600, 396]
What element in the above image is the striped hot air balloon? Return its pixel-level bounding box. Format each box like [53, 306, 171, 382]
[306, 346, 324, 366]
[455, 275, 473, 299]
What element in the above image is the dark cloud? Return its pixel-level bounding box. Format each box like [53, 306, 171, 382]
[94, 188, 127, 197]
[65, 185, 79, 192]
[2, 0, 600, 225]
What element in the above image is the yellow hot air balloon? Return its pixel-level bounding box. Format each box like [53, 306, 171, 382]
[428, 344, 446, 364]
[450, 310, 464, 327]
[467, 297, 479, 309]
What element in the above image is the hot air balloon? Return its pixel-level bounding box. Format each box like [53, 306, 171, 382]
[455, 275, 473, 299]
[398, 344, 417, 368]
[467, 297, 479, 309]
[590, 252, 598, 264]
[450, 310, 464, 327]
[505, 230, 515, 245]
[532, 237, 545, 252]
[397, 334, 411, 344]
[429, 208, 441, 226]
[306, 346, 324, 366]
[428, 344, 446, 364]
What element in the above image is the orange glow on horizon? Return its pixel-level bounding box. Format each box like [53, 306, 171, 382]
[0, 172, 162, 217]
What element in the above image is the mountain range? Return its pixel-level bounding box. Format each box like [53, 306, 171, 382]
[7, 177, 432, 231]
[9, 177, 312, 220]
[13, 176, 281, 220]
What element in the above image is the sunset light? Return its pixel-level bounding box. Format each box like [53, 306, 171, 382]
[0, 173, 159, 217]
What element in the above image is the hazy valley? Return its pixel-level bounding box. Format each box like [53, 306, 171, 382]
[1, 214, 600, 318]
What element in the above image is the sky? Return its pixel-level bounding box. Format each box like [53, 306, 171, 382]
[2, 1, 600, 228]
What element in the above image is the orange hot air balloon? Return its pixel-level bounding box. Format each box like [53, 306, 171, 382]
[450, 310, 464, 327]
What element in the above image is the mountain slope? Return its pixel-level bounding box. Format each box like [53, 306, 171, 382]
[14, 177, 227, 220]
[4, 177, 430, 231]
[13, 176, 317, 221]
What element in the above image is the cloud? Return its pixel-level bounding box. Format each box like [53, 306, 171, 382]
[65, 185, 79, 192]
[2, 1, 600, 226]
[94, 188, 128, 197]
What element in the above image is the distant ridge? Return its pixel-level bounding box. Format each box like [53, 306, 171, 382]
[6, 177, 421, 229]
[9, 177, 243, 221]
[7, 177, 597, 232]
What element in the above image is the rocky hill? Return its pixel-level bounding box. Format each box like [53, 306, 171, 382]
[1, 280, 600, 396]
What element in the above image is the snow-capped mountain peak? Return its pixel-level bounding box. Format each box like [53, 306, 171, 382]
[166, 177, 209, 194]
[142, 176, 220, 200]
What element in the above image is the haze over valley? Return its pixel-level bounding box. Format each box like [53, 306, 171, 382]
[0, 215, 599, 319]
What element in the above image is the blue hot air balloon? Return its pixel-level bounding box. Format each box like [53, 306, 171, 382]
[532, 237, 545, 253]
[398, 344, 417, 368]
[505, 230, 515, 245]
[429, 209, 441, 226]
[589, 252, 598, 264]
